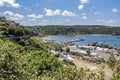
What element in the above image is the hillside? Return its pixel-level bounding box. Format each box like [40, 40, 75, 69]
[28, 25, 120, 36]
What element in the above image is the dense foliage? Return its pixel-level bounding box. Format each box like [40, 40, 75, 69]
[0, 39, 25, 80]
[28, 25, 120, 36]
[45, 42, 63, 51]
[107, 52, 117, 69]
[0, 26, 33, 37]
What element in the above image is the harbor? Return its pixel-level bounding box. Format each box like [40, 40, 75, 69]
[39, 35, 120, 63]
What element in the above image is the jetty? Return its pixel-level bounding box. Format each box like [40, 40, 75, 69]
[62, 38, 85, 44]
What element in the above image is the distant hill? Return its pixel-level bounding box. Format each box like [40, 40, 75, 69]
[27, 25, 120, 36]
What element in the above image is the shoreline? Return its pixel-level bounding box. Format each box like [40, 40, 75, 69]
[37, 35, 56, 42]
[42, 34, 117, 38]
[37, 34, 120, 48]
[39, 34, 119, 40]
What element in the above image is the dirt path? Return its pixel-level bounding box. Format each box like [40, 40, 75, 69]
[73, 58, 112, 80]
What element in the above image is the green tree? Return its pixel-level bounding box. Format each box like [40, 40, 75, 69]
[86, 50, 91, 56]
[15, 29, 25, 36]
[8, 27, 15, 35]
[66, 47, 70, 53]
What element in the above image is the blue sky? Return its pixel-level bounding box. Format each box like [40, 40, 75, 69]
[0, 0, 120, 26]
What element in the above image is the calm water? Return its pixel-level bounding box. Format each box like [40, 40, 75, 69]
[52, 35, 120, 48]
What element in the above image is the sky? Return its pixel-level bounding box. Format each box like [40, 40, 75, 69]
[0, 0, 120, 26]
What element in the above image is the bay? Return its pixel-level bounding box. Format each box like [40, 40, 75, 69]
[52, 35, 120, 48]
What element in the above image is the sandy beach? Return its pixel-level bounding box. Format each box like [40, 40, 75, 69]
[36, 35, 55, 42]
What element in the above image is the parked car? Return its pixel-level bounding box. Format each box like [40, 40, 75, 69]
[82, 56, 90, 61]
[62, 55, 74, 63]
[49, 50, 60, 57]
[90, 57, 105, 63]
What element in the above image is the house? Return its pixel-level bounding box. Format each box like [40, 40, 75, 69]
[0, 17, 6, 26]
[0, 17, 19, 26]
[49, 50, 61, 57]
[0, 17, 6, 21]
[61, 55, 74, 63]
[7, 20, 17, 26]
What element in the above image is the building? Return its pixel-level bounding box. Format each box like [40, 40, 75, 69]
[0, 17, 6, 21]
[6, 20, 17, 26]
[0, 16, 19, 27]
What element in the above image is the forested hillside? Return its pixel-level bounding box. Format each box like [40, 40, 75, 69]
[0, 26, 30, 36]
[28, 25, 120, 36]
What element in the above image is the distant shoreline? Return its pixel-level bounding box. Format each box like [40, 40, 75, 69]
[81, 34, 112, 36]
[46, 34, 113, 37]
[39, 34, 119, 42]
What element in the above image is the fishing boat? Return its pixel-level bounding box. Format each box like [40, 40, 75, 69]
[88, 42, 113, 49]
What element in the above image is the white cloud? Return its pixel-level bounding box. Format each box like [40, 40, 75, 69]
[44, 8, 61, 16]
[97, 19, 116, 25]
[3, 11, 14, 16]
[81, 13, 86, 16]
[43, 20, 49, 23]
[96, 19, 105, 22]
[28, 19, 36, 21]
[78, 0, 89, 10]
[24, 7, 31, 11]
[78, 5, 84, 10]
[62, 10, 76, 16]
[3, 11, 24, 20]
[54, 9, 62, 15]
[82, 16, 88, 20]
[13, 14, 24, 20]
[80, 0, 89, 4]
[111, 8, 118, 13]
[94, 11, 101, 15]
[27, 14, 43, 19]
[65, 19, 70, 22]
[0, 0, 20, 8]
[44, 8, 76, 17]
[81, 13, 88, 20]
[105, 20, 116, 24]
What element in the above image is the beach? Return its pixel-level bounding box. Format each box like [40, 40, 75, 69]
[36, 35, 55, 42]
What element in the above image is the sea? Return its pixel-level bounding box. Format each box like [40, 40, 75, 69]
[51, 35, 120, 48]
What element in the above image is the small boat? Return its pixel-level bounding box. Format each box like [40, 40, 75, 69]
[88, 42, 113, 49]
[97, 42, 113, 49]
[88, 42, 98, 46]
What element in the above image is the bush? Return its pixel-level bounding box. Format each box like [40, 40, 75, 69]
[18, 50, 62, 78]
[107, 52, 117, 69]
[66, 47, 70, 53]
[18, 40, 26, 46]
[29, 37, 48, 51]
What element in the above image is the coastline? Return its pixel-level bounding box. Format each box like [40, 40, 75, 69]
[36, 35, 56, 42]
[83, 34, 112, 36]
[38, 34, 120, 41]
[38, 34, 118, 41]
[41, 34, 114, 38]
